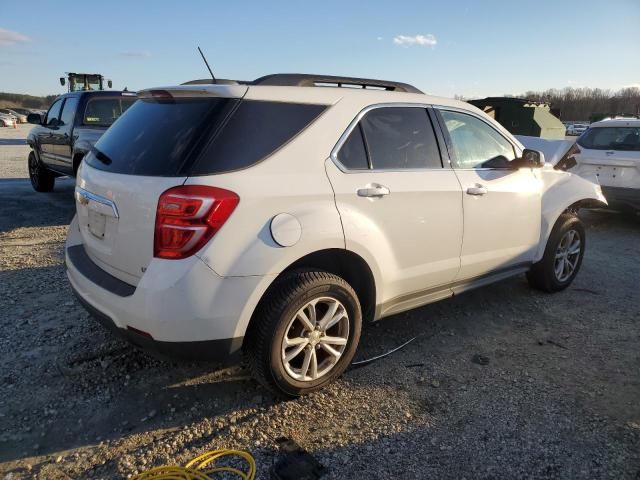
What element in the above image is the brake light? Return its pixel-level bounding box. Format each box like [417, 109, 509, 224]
[154, 185, 239, 259]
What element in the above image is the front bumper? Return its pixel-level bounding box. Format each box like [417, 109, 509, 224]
[65, 217, 268, 361]
[601, 186, 640, 211]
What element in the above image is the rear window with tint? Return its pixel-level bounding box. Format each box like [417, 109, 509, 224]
[190, 100, 326, 175]
[86, 98, 326, 176]
[87, 98, 237, 176]
[578, 126, 640, 151]
[83, 96, 136, 126]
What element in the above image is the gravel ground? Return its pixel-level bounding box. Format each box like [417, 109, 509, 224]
[0, 124, 30, 179]
[1, 126, 639, 479]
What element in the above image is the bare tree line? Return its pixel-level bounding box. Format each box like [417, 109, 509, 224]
[520, 87, 640, 121]
[457, 87, 640, 122]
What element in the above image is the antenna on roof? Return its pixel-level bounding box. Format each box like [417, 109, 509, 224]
[197, 46, 216, 83]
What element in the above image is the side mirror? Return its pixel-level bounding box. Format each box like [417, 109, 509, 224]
[107, 80, 113, 88]
[60, 77, 66, 86]
[27, 113, 43, 125]
[521, 148, 545, 168]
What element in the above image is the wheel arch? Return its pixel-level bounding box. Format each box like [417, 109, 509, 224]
[72, 150, 87, 175]
[535, 195, 606, 262]
[242, 248, 377, 345]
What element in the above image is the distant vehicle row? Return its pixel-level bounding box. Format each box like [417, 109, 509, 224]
[0, 113, 16, 127]
[0, 107, 47, 126]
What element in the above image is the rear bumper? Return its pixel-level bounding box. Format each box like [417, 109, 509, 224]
[64, 217, 269, 361]
[601, 186, 640, 211]
[72, 288, 243, 361]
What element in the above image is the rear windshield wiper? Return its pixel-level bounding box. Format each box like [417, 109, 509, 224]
[90, 146, 113, 165]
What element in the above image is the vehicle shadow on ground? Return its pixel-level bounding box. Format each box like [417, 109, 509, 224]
[2, 209, 639, 474]
[0, 179, 74, 234]
[0, 269, 538, 464]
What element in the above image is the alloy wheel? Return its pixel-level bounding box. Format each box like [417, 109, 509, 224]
[281, 297, 350, 382]
[554, 229, 581, 282]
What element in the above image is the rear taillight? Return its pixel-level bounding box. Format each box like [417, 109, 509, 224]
[154, 185, 239, 259]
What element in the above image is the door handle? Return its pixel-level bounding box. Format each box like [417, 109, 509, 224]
[357, 184, 390, 198]
[466, 185, 488, 196]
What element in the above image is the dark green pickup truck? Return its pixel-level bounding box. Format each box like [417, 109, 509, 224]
[26, 90, 136, 192]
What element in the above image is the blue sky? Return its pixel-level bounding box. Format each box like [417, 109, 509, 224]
[1, 0, 639, 97]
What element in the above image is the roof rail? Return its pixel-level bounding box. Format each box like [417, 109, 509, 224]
[181, 78, 245, 86]
[252, 74, 423, 94]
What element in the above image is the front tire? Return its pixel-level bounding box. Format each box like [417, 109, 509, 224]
[28, 151, 55, 192]
[245, 270, 362, 397]
[527, 213, 585, 292]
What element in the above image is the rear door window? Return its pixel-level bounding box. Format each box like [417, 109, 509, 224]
[83, 96, 136, 126]
[360, 107, 442, 169]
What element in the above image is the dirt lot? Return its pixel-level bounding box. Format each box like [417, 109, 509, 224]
[1, 124, 639, 479]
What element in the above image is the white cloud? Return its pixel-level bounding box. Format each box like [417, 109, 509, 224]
[0, 28, 30, 46]
[393, 34, 437, 47]
[377, 36, 384, 41]
[120, 51, 151, 58]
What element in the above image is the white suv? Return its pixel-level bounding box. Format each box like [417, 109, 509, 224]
[66, 74, 606, 396]
[572, 118, 640, 211]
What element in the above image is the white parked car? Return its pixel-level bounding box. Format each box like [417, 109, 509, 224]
[0, 113, 16, 127]
[571, 118, 640, 211]
[0, 109, 21, 123]
[566, 123, 589, 136]
[66, 74, 606, 396]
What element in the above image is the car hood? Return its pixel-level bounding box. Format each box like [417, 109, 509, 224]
[515, 135, 574, 167]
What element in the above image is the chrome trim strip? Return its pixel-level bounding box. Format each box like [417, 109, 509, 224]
[329, 102, 523, 174]
[75, 187, 119, 219]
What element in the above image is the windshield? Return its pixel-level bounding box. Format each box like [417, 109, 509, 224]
[578, 126, 640, 151]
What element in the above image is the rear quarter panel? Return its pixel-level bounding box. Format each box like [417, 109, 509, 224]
[192, 96, 356, 278]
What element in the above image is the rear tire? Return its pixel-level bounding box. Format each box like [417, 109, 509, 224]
[28, 151, 55, 192]
[245, 270, 362, 397]
[527, 213, 585, 292]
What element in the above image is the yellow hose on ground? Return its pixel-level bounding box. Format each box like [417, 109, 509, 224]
[130, 449, 256, 480]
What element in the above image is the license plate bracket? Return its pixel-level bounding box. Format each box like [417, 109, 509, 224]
[88, 209, 106, 239]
